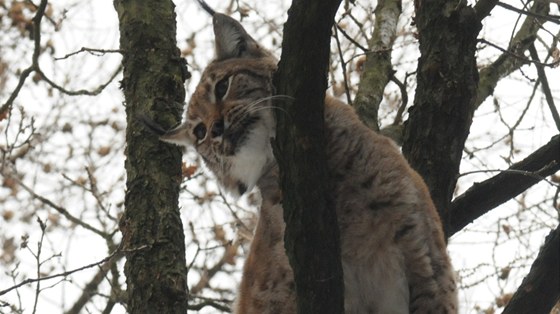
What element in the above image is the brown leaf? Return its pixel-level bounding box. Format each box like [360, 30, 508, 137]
[2, 210, 14, 221]
[0, 109, 8, 122]
[182, 163, 197, 179]
[97, 146, 111, 156]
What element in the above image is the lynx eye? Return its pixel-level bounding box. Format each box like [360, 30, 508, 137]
[215, 77, 230, 100]
[193, 123, 207, 141]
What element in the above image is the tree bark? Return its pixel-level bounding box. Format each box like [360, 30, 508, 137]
[402, 0, 482, 237]
[273, 0, 344, 312]
[114, 0, 189, 312]
[502, 225, 560, 314]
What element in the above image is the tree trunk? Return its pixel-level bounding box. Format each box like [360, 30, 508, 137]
[114, 0, 189, 312]
[273, 0, 344, 312]
[402, 0, 481, 237]
[502, 225, 560, 314]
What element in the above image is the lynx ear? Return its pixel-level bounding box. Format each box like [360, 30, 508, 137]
[159, 122, 194, 148]
[213, 13, 267, 60]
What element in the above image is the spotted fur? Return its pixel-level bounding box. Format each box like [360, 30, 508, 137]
[161, 12, 458, 314]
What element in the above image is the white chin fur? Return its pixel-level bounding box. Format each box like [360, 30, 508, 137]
[229, 114, 275, 193]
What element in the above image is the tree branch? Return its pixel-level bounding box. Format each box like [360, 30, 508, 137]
[352, 0, 401, 131]
[2, 171, 111, 239]
[474, 0, 499, 22]
[54, 47, 123, 61]
[0, 0, 48, 117]
[38, 65, 123, 97]
[501, 224, 560, 314]
[475, 0, 549, 109]
[449, 135, 560, 236]
[0, 0, 120, 118]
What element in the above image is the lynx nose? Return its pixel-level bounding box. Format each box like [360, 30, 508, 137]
[211, 119, 224, 138]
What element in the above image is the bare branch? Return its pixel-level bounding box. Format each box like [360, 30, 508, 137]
[0, 0, 49, 117]
[54, 47, 123, 61]
[475, 0, 549, 109]
[188, 296, 232, 312]
[38, 65, 123, 96]
[1, 171, 111, 239]
[496, 2, 560, 25]
[0, 1, 123, 118]
[333, 26, 352, 105]
[474, 0, 499, 21]
[479, 39, 560, 68]
[0, 248, 123, 297]
[449, 135, 560, 236]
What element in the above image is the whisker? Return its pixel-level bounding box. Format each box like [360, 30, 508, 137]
[227, 94, 295, 131]
[241, 95, 293, 117]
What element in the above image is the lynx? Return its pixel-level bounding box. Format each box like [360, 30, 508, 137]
[153, 10, 458, 314]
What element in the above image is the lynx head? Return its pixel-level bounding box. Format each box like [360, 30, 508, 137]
[161, 13, 278, 196]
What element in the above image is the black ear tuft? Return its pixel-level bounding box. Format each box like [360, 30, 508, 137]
[196, 0, 215, 16]
[237, 182, 248, 195]
[136, 115, 167, 136]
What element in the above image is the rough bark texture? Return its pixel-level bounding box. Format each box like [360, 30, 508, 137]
[272, 0, 344, 312]
[502, 225, 560, 314]
[114, 0, 189, 312]
[402, 0, 481, 237]
[352, 0, 401, 131]
[449, 135, 560, 237]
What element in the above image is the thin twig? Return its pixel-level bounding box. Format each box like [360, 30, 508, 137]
[334, 24, 368, 52]
[2, 171, 111, 239]
[0, 247, 124, 297]
[31, 218, 47, 314]
[390, 72, 409, 125]
[38, 65, 123, 96]
[479, 39, 560, 67]
[54, 47, 123, 61]
[333, 26, 353, 105]
[496, 2, 560, 25]
[528, 44, 560, 131]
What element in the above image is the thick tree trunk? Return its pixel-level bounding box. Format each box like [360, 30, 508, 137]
[402, 0, 481, 237]
[114, 0, 189, 312]
[273, 0, 344, 312]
